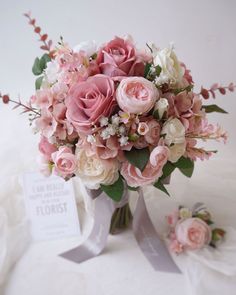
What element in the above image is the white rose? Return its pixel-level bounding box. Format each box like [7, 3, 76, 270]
[168, 142, 186, 163]
[73, 40, 97, 57]
[153, 45, 184, 86]
[154, 97, 169, 119]
[75, 148, 119, 189]
[161, 118, 185, 146]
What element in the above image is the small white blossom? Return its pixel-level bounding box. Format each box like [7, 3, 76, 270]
[101, 129, 111, 140]
[179, 207, 192, 219]
[99, 116, 109, 127]
[118, 125, 126, 135]
[106, 124, 117, 136]
[119, 136, 129, 146]
[111, 114, 120, 126]
[87, 135, 96, 143]
[154, 98, 169, 119]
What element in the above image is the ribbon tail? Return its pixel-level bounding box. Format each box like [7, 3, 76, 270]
[133, 188, 181, 274]
[60, 193, 115, 263]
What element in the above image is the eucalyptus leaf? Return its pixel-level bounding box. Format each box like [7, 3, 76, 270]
[32, 57, 42, 76]
[124, 147, 150, 171]
[202, 104, 228, 114]
[100, 174, 124, 202]
[35, 76, 43, 90]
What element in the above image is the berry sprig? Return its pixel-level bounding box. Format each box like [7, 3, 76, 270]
[199, 82, 235, 99]
[24, 12, 55, 58]
[0, 93, 40, 117]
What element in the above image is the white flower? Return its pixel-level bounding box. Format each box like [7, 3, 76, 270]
[99, 116, 109, 127]
[118, 125, 126, 135]
[75, 148, 119, 189]
[168, 142, 186, 163]
[106, 124, 117, 136]
[119, 136, 129, 146]
[161, 118, 185, 146]
[101, 129, 110, 140]
[44, 60, 60, 84]
[179, 207, 192, 219]
[154, 98, 169, 119]
[111, 115, 120, 126]
[87, 135, 96, 143]
[153, 45, 184, 86]
[73, 40, 97, 57]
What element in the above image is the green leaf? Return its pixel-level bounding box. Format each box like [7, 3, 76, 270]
[35, 76, 43, 90]
[173, 84, 193, 95]
[202, 104, 228, 114]
[32, 54, 51, 76]
[153, 109, 160, 120]
[32, 57, 42, 75]
[161, 161, 176, 179]
[124, 147, 150, 171]
[153, 179, 170, 196]
[155, 65, 162, 77]
[144, 63, 152, 78]
[39, 53, 51, 71]
[100, 174, 124, 202]
[174, 156, 194, 178]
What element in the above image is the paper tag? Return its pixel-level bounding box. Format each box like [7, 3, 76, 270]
[23, 172, 81, 241]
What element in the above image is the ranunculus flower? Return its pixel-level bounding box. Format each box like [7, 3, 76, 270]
[38, 136, 57, 161]
[116, 77, 159, 114]
[161, 118, 186, 146]
[66, 74, 116, 134]
[175, 218, 212, 250]
[75, 147, 119, 189]
[97, 36, 145, 77]
[144, 119, 161, 145]
[51, 147, 77, 178]
[121, 146, 169, 187]
[153, 46, 184, 86]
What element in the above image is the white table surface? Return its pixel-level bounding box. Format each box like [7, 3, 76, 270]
[0, 0, 236, 294]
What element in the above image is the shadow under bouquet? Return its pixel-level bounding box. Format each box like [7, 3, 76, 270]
[1, 13, 235, 259]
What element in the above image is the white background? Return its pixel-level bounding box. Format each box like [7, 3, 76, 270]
[0, 1, 236, 295]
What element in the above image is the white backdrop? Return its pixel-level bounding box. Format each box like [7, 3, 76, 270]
[0, 1, 236, 295]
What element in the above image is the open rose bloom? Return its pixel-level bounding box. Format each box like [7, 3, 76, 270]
[167, 204, 226, 254]
[2, 30, 234, 201]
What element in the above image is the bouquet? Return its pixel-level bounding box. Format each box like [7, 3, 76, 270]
[1, 13, 234, 242]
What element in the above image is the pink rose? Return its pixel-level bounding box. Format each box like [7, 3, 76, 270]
[66, 74, 116, 133]
[38, 136, 57, 161]
[175, 218, 212, 250]
[97, 36, 145, 77]
[116, 77, 159, 114]
[144, 119, 161, 145]
[51, 146, 77, 178]
[121, 146, 169, 187]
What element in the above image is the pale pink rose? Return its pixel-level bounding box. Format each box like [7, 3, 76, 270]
[175, 218, 212, 250]
[38, 136, 57, 161]
[116, 77, 159, 114]
[121, 146, 169, 187]
[144, 119, 161, 145]
[97, 36, 145, 77]
[66, 74, 116, 133]
[51, 146, 77, 178]
[137, 122, 149, 135]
